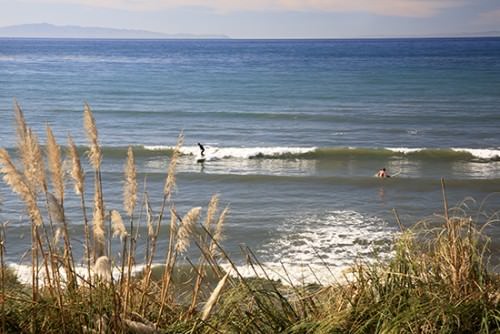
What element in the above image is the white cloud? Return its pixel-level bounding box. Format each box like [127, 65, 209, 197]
[20, 0, 465, 17]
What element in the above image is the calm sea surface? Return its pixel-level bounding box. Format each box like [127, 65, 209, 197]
[1, 38, 499, 281]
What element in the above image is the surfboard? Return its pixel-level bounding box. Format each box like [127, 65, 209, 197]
[196, 157, 206, 163]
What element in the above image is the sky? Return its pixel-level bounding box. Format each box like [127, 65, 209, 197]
[0, 0, 499, 38]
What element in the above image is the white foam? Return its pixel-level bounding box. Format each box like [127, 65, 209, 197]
[451, 148, 500, 160]
[7, 262, 149, 287]
[386, 147, 425, 154]
[145, 145, 317, 160]
[249, 210, 396, 285]
[219, 262, 351, 286]
[144, 145, 170, 151]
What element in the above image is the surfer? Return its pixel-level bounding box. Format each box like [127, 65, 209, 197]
[376, 168, 390, 178]
[197, 142, 205, 157]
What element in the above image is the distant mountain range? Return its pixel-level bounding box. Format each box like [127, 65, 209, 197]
[0, 23, 229, 39]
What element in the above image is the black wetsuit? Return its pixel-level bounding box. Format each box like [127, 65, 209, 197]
[198, 143, 205, 156]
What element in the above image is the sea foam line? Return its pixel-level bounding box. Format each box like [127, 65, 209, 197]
[144, 145, 317, 159]
[143, 145, 500, 161]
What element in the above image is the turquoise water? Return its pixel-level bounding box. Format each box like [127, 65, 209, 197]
[0, 38, 499, 280]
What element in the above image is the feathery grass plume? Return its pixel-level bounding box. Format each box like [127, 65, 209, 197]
[201, 272, 230, 321]
[93, 255, 112, 282]
[83, 103, 102, 170]
[169, 207, 178, 239]
[204, 194, 219, 230]
[0, 149, 43, 226]
[13, 100, 27, 146]
[111, 209, 127, 241]
[46, 125, 64, 201]
[145, 194, 155, 237]
[21, 128, 46, 194]
[163, 131, 184, 201]
[175, 207, 201, 253]
[13, 101, 45, 193]
[124, 146, 137, 217]
[210, 206, 229, 255]
[53, 227, 62, 247]
[67, 135, 85, 195]
[93, 185, 105, 257]
[47, 192, 64, 224]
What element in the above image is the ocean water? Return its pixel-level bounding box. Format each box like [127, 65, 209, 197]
[0, 38, 499, 283]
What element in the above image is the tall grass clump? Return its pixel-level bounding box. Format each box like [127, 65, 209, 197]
[0, 101, 498, 333]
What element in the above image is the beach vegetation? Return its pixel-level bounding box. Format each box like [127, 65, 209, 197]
[0, 102, 498, 333]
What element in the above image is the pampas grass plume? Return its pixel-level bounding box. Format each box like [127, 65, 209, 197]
[13, 100, 27, 145]
[124, 146, 137, 217]
[204, 194, 219, 229]
[163, 132, 183, 200]
[93, 187, 105, 256]
[201, 272, 229, 321]
[46, 125, 64, 201]
[83, 103, 102, 170]
[67, 135, 85, 195]
[94, 255, 112, 282]
[111, 209, 127, 240]
[175, 206, 201, 253]
[0, 148, 43, 226]
[145, 195, 155, 237]
[47, 192, 64, 224]
[22, 129, 46, 193]
[210, 206, 229, 255]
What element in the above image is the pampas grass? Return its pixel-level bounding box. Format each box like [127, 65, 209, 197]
[67, 135, 85, 196]
[83, 103, 102, 170]
[92, 185, 106, 258]
[46, 125, 64, 202]
[124, 146, 137, 217]
[201, 272, 229, 321]
[176, 207, 201, 253]
[164, 131, 183, 200]
[0, 149, 43, 227]
[111, 209, 127, 241]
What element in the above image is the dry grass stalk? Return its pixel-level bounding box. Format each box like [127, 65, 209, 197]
[156, 207, 181, 322]
[111, 209, 127, 241]
[201, 272, 230, 321]
[83, 103, 102, 170]
[175, 207, 201, 253]
[67, 134, 92, 289]
[163, 132, 183, 200]
[140, 130, 183, 312]
[67, 135, 85, 195]
[46, 125, 64, 202]
[124, 146, 137, 217]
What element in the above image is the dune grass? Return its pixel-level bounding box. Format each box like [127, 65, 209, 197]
[0, 101, 498, 333]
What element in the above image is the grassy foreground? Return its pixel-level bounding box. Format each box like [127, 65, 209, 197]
[0, 102, 499, 333]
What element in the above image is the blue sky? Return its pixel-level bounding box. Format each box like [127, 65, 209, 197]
[0, 0, 499, 38]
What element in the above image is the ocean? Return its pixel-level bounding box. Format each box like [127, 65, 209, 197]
[0, 37, 499, 283]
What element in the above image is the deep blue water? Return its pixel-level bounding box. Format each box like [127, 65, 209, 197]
[0, 38, 499, 279]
